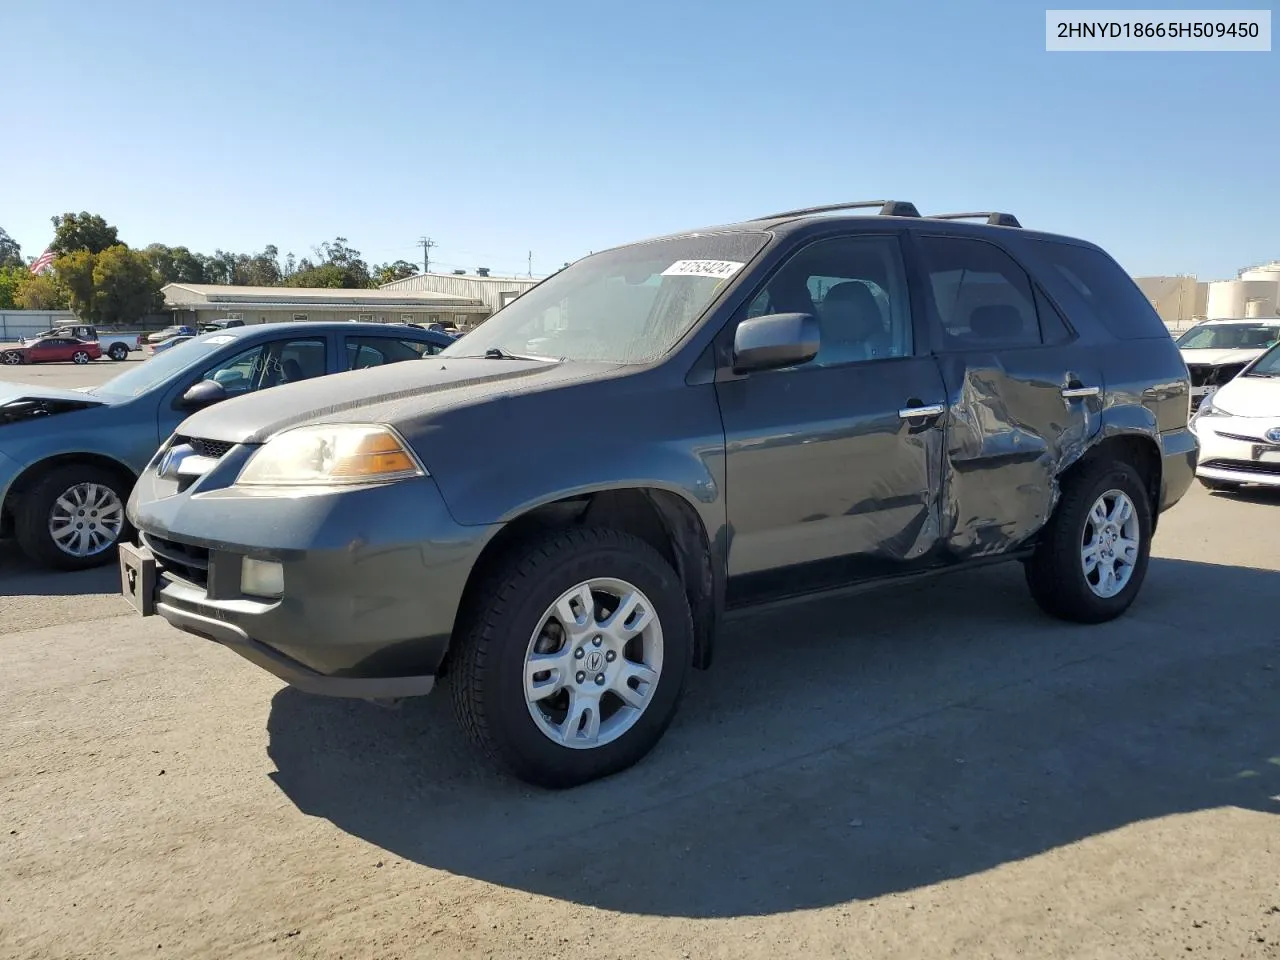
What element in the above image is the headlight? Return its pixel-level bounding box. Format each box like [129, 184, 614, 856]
[236, 424, 425, 486]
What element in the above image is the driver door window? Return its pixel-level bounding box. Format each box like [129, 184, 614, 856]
[197, 338, 327, 397]
[743, 236, 914, 365]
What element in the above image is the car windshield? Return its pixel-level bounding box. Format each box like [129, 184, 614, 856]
[89, 332, 244, 397]
[439, 232, 770, 364]
[1176, 323, 1280, 350]
[1246, 342, 1280, 377]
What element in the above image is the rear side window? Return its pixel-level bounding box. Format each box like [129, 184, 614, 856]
[917, 236, 1044, 349]
[1030, 239, 1168, 340]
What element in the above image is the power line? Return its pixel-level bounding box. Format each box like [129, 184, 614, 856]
[417, 237, 438, 273]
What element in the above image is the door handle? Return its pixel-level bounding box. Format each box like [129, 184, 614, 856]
[1061, 385, 1101, 399]
[898, 402, 946, 420]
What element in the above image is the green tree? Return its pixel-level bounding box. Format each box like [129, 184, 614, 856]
[15, 272, 70, 310]
[0, 228, 22, 269]
[145, 244, 208, 284]
[284, 237, 373, 288]
[0, 264, 25, 308]
[54, 250, 97, 319]
[375, 259, 419, 285]
[91, 245, 163, 325]
[50, 212, 121, 256]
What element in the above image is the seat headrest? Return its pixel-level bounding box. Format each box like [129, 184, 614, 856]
[968, 304, 1024, 340]
[823, 281, 880, 315]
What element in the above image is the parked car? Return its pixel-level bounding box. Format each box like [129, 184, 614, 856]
[1175, 317, 1280, 412]
[199, 319, 246, 333]
[1, 336, 103, 366]
[21, 324, 138, 361]
[144, 325, 197, 345]
[146, 335, 194, 357]
[118, 201, 1196, 788]
[0, 322, 453, 570]
[1190, 337, 1280, 491]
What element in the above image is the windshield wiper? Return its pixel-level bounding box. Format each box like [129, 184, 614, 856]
[448, 347, 557, 361]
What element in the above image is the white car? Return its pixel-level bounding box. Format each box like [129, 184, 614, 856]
[1190, 340, 1280, 490]
[1175, 318, 1280, 412]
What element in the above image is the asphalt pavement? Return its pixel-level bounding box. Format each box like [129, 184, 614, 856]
[1, 356, 1278, 959]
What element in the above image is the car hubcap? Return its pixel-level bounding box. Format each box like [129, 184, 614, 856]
[3, 353, 19, 364]
[74, 352, 88, 363]
[48, 482, 125, 558]
[523, 577, 664, 750]
[1081, 489, 1140, 599]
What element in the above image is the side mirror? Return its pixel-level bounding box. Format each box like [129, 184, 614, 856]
[732, 312, 820, 374]
[179, 379, 229, 410]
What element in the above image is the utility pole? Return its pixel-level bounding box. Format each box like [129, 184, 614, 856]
[527, 250, 532, 278]
[418, 237, 437, 274]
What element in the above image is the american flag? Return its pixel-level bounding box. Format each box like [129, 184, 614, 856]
[30, 248, 54, 275]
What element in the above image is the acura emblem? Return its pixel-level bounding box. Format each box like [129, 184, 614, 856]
[157, 443, 193, 478]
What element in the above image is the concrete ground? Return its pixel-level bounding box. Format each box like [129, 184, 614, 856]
[1, 358, 1278, 960]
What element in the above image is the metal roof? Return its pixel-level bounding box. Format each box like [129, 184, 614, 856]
[163, 283, 484, 309]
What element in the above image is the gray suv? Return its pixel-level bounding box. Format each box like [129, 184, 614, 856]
[120, 201, 1197, 788]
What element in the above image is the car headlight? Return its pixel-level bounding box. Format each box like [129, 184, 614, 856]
[236, 424, 425, 486]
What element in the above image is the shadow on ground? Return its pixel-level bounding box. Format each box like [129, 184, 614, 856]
[0, 542, 120, 598]
[265, 557, 1280, 918]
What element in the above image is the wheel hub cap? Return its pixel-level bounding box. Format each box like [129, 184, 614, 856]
[523, 577, 664, 750]
[48, 482, 125, 558]
[1081, 489, 1140, 599]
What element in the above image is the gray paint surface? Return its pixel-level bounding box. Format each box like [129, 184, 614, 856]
[125, 213, 1197, 688]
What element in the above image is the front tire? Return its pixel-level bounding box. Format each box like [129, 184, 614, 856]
[3, 351, 23, 365]
[1025, 459, 1153, 624]
[14, 463, 133, 571]
[451, 527, 693, 788]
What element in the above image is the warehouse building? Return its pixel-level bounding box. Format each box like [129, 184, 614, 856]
[162, 283, 487, 329]
[379, 269, 542, 315]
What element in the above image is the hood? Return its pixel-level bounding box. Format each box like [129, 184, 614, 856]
[1207, 374, 1280, 418]
[1179, 347, 1266, 367]
[0, 380, 111, 424]
[175, 356, 622, 445]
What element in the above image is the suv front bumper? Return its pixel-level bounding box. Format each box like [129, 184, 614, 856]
[120, 474, 497, 698]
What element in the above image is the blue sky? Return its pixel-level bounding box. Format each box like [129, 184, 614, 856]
[2, 0, 1276, 280]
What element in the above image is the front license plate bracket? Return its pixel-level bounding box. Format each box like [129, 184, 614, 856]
[119, 541, 157, 616]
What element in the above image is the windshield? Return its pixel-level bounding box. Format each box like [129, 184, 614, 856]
[90, 332, 244, 397]
[439, 232, 770, 364]
[1247, 341, 1280, 377]
[1176, 322, 1280, 350]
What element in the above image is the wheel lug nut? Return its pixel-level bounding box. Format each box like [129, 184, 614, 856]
[574, 647, 584, 659]
[605, 650, 616, 662]
[575, 672, 586, 684]
[592, 636, 602, 647]
[595, 673, 605, 685]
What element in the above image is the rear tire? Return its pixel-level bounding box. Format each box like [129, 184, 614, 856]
[72, 350, 91, 364]
[1198, 476, 1242, 493]
[1025, 458, 1152, 624]
[450, 527, 693, 788]
[108, 344, 129, 361]
[14, 463, 134, 571]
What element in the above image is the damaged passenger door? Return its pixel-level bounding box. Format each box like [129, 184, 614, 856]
[911, 233, 1103, 558]
[715, 232, 949, 607]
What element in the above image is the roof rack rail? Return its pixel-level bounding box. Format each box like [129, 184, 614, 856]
[757, 200, 921, 220]
[930, 211, 1022, 228]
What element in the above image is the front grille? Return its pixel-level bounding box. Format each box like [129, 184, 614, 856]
[176, 436, 235, 459]
[1186, 365, 1213, 388]
[1187, 364, 1247, 389]
[1201, 458, 1280, 477]
[142, 532, 210, 588]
